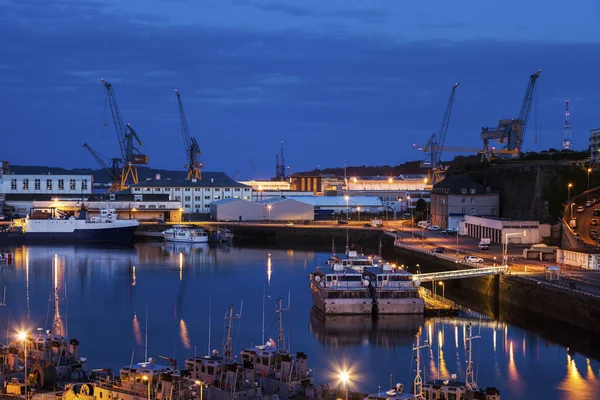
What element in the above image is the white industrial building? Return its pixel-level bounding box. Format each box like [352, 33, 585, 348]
[462, 215, 551, 245]
[260, 198, 314, 221]
[557, 248, 600, 270]
[346, 175, 428, 191]
[287, 196, 384, 214]
[210, 198, 264, 221]
[130, 172, 252, 214]
[241, 180, 291, 191]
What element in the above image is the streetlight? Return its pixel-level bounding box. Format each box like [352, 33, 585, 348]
[503, 230, 526, 265]
[568, 183, 574, 219]
[339, 370, 350, 400]
[388, 177, 393, 191]
[588, 168, 592, 200]
[267, 204, 272, 224]
[18, 331, 28, 398]
[357, 206, 361, 222]
[456, 219, 464, 256]
[195, 380, 205, 400]
[142, 375, 151, 400]
[407, 195, 414, 239]
[438, 281, 445, 299]
[344, 196, 349, 224]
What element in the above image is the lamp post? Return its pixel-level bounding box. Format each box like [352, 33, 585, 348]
[18, 331, 28, 398]
[195, 380, 204, 400]
[408, 195, 414, 239]
[267, 204, 272, 224]
[503, 230, 526, 265]
[438, 281, 444, 299]
[456, 219, 464, 256]
[143, 375, 151, 400]
[357, 207, 361, 222]
[340, 370, 350, 400]
[568, 183, 573, 219]
[344, 196, 349, 224]
[588, 168, 592, 201]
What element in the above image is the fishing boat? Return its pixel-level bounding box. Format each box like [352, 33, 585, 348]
[364, 325, 501, 400]
[20, 208, 139, 243]
[163, 225, 209, 243]
[240, 297, 316, 399]
[62, 358, 197, 400]
[209, 228, 234, 244]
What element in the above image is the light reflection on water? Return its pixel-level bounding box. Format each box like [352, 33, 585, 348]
[0, 243, 599, 399]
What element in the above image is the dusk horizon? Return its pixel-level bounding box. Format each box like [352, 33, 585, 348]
[2, 0, 599, 180]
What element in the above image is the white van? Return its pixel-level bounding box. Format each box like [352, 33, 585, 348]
[417, 221, 429, 228]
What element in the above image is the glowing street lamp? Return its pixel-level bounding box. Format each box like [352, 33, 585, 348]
[18, 331, 28, 399]
[142, 375, 151, 400]
[267, 204, 272, 224]
[339, 370, 350, 400]
[195, 380, 206, 400]
[567, 183, 574, 218]
[588, 168, 592, 200]
[356, 206, 361, 222]
[438, 281, 445, 299]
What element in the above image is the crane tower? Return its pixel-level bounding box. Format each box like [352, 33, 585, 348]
[562, 100, 572, 150]
[174, 89, 203, 180]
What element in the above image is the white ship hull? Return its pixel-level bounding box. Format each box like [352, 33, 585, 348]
[164, 235, 208, 243]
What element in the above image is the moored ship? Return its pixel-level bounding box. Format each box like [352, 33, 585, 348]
[164, 225, 209, 243]
[20, 208, 139, 243]
[309, 257, 424, 315]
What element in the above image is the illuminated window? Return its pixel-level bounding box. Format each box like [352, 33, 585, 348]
[46, 179, 52, 190]
[22, 179, 29, 190]
[58, 179, 64, 190]
[70, 179, 76, 190]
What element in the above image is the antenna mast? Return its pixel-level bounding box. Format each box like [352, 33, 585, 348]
[223, 302, 242, 362]
[413, 334, 430, 398]
[275, 297, 290, 351]
[562, 100, 572, 150]
[465, 323, 481, 391]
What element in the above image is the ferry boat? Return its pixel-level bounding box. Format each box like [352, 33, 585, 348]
[21, 208, 138, 243]
[163, 225, 209, 243]
[310, 260, 423, 315]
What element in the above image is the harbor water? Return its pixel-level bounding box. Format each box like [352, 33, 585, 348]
[0, 243, 599, 399]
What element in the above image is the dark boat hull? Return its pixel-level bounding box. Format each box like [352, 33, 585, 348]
[24, 225, 138, 243]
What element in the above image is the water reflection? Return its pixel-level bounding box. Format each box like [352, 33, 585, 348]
[0, 244, 598, 399]
[309, 309, 422, 348]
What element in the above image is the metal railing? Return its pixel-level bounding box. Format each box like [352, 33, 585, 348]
[414, 266, 508, 282]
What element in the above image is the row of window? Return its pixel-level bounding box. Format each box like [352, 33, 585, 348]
[10, 178, 88, 191]
[460, 188, 478, 194]
[133, 187, 250, 192]
[460, 207, 497, 214]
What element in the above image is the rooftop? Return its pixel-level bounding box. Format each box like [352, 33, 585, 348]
[287, 195, 383, 207]
[131, 172, 248, 188]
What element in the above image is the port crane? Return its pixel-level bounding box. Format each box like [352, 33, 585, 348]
[83, 143, 123, 192]
[415, 83, 460, 185]
[101, 78, 148, 189]
[174, 89, 203, 180]
[248, 156, 258, 178]
[480, 69, 541, 159]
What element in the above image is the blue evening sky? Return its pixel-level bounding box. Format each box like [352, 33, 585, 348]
[1, 0, 599, 179]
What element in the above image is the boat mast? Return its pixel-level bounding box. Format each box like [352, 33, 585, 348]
[276, 297, 290, 351]
[413, 334, 429, 398]
[223, 302, 242, 362]
[465, 323, 480, 391]
[208, 298, 212, 355]
[52, 254, 62, 337]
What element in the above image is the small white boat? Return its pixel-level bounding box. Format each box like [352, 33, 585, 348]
[162, 225, 208, 243]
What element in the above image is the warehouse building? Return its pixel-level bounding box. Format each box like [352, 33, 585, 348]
[287, 196, 384, 214]
[557, 248, 600, 270]
[260, 198, 314, 221]
[210, 198, 264, 221]
[462, 215, 551, 245]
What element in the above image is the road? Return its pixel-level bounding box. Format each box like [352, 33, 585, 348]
[569, 198, 600, 245]
[386, 222, 600, 295]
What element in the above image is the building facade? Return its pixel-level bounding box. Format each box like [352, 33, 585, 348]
[430, 176, 499, 230]
[130, 172, 252, 214]
[557, 248, 600, 270]
[240, 180, 291, 191]
[290, 175, 322, 193]
[591, 128, 600, 164]
[462, 215, 551, 244]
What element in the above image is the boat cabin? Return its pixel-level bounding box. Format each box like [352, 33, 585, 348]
[422, 380, 500, 400]
[312, 266, 366, 288]
[362, 266, 416, 288]
[118, 360, 174, 394]
[326, 251, 383, 271]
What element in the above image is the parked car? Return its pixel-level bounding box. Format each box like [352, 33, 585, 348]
[427, 225, 440, 231]
[285, 222, 294, 226]
[302, 220, 310, 225]
[586, 201, 593, 207]
[363, 224, 371, 228]
[576, 206, 585, 213]
[337, 220, 348, 225]
[592, 219, 598, 226]
[432, 247, 446, 253]
[464, 256, 484, 263]
[594, 209, 600, 217]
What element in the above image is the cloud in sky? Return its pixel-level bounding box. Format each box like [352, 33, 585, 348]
[1, 0, 599, 179]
